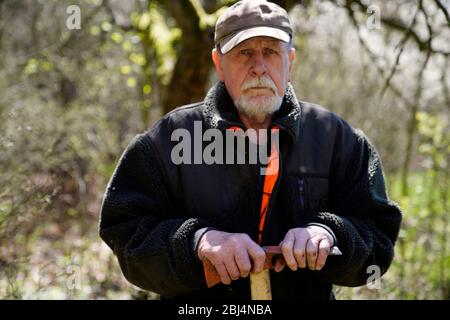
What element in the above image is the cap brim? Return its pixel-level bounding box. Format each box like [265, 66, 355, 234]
[220, 26, 290, 54]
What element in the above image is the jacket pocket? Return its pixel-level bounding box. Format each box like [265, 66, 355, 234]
[288, 176, 330, 227]
[303, 177, 330, 216]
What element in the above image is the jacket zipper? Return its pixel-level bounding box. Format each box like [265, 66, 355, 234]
[298, 178, 305, 214]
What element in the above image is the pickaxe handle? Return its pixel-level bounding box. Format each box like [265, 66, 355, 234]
[250, 270, 272, 300]
[203, 246, 281, 288]
[203, 245, 342, 288]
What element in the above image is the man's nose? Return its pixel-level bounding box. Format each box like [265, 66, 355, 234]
[250, 52, 267, 77]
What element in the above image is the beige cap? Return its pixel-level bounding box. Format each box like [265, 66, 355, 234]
[214, 0, 293, 54]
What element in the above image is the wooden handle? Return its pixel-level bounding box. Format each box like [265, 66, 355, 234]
[203, 245, 342, 288]
[250, 269, 272, 300]
[203, 246, 280, 288]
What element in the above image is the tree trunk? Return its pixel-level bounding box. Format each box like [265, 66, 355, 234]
[400, 103, 417, 197]
[163, 27, 213, 114]
[156, 0, 214, 114]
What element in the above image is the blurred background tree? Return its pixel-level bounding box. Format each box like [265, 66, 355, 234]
[0, 0, 448, 299]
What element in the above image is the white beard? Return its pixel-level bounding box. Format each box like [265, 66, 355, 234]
[235, 95, 282, 123]
[234, 77, 283, 123]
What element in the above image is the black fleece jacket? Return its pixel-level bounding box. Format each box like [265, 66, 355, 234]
[99, 82, 402, 299]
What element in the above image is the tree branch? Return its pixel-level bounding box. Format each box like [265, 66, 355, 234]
[343, 1, 413, 107]
[380, 3, 421, 97]
[400, 49, 431, 196]
[349, 0, 450, 56]
[434, 0, 450, 25]
[442, 59, 450, 111]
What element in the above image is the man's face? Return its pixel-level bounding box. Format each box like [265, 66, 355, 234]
[212, 36, 296, 121]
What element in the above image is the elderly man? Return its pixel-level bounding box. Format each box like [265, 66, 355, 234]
[99, 0, 402, 299]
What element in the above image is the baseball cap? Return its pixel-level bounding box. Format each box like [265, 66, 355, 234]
[214, 0, 293, 54]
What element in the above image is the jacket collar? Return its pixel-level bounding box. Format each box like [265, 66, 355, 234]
[202, 81, 302, 142]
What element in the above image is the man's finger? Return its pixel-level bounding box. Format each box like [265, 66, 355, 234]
[215, 262, 231, 285]
[224, 257, 241, 280]
[235, 251, 252, 278]
[280, 231, 297, 271]
[247, 243, 266, 273]
[293, 234, 308, 269]
[315, 238, 332, 270]
[306, 238, 318, 270]
[273, 255, 286, 272]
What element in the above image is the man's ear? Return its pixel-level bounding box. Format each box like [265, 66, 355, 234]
[289, 47, 296, 63]
[288, 47, 296, 80]
[212, 48, 225, 81]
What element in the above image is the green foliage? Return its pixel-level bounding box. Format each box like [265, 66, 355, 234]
[336, 114, 450, 299]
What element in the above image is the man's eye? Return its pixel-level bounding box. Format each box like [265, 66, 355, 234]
[264, 48, 276, 55]
[239, 49, 252, 56]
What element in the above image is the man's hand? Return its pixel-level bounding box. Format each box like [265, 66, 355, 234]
[274, 225, 334, 272]
[197, 230, 266, 285]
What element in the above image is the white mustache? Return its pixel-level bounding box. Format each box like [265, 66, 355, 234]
[241, 77, 277, 94]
